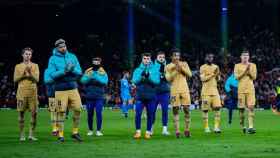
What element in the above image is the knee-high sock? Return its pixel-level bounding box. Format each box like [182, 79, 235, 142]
[202, 111, 209, 129]
[87, 104, 94, 131]
[135, 101, 143, 131]
[18, 112, 25, 136]
[57, 112, 65, 137]
[29, 111, 37, 137]
[51, 112, 58, 131]
[173, 107, 180, 133]
[248, 108, 255, 129]
[214, 110, 221, 129]
[96, 100, 104, 131]
[73, 111, 81, 134]
[239, 109, 245, 128]
[183, 106, 190, 131]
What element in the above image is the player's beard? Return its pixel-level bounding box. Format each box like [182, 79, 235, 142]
[92, 64, 100, 71]
[206, 60, 212, 65]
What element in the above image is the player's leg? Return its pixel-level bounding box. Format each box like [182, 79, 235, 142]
[172, 106, 180, 138]
[151, 95, 158, 135]
[160, 93, 170, 135]
[95, 99, 104, 136]
[134, 100, 143, 139]
[182, 93, 191, 137]
[69, 89, 82, 142]
[28, 97, 38, 141]
[86, 101, 94, 136]
[247, 93, 256, 134]
[213, 95, 222, 133]
[183, 105, 191, 137]
[228, 99, 233, 124]
[201, 95, 210, 133]
[238, 93, 246, 133]
[144, 100, 156, 139]
[19, 111, 25, 141]
[171, 94, 180, 138]
[17, 99, 25, 141]
[55, 91, 68, 142]
[49, 97, 58, 136]
[121, 98, 128, 118]
[128, 98, 134, 111]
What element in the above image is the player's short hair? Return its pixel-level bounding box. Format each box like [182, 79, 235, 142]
[206, 53, 214, 56]
[21, 47, 33, 55]
[142, 53, 151, 58]
[241, 49, 250, 55]
[92, 57, 102, 61]
[157, 51, 165, 56]
[123, 70, 129, 75]
[171, 48, 180, 54]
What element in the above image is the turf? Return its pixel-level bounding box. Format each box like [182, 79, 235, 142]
[0, 109, 280, 158]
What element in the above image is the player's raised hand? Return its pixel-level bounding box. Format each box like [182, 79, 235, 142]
[246, 63, 251, 71]
[214, 67, 219, 75]
[85, 67, 93, 74]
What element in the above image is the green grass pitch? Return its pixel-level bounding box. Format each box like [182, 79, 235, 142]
[0, 109, 280, 158]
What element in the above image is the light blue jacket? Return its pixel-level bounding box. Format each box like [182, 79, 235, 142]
[153, 60, 170, 94]
[225, 73, 238, 93]
[120, 78, 132, 100]
[132, 63, 160, 100]
[47, 48, 82, 91]
[44, 68, 55, 98]
[80, 67, 108, 100]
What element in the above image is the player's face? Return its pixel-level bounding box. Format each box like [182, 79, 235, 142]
[57, 46, 67, 54]
[172, 52, 180, 62]
[142, 56, 151, 66]
[125, 72, 130, 78]
[206, 54, 214, 64]
[241, 53, 250, 63]
[92, 59, 101, 65]
[157, 54, 165, 63]
[22, 50, 32, 62]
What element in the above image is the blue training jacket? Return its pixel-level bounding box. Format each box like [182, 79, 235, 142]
[44, 68, 55, 98]
[153, 60, 170, 94]
[80, 67, 108, 100]
[120, 78, 132, 100]
[132, 63, 160, 100]
[225, 73, 238, 98]
[46, 48, 82, 91]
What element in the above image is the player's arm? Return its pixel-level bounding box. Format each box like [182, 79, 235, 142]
[80, 68, 92, 84]
[248, 63, 257, 80]
[48, 57, 66, 79]
[234, 64, 248, 80]
[180, 62, 192, 78]
[13, 65, 27, 83]
[92, 68, 109, 85]
[71, 55, 83, 77]
[165, 65, 177, 82]
[44, 69, 54, 84]
[29, 64, 39, 83]
[131, 68, 142, 85]
[215, 66, 221, 81]
[148, 66, 160, 85]
[200, 66, 215, 82]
